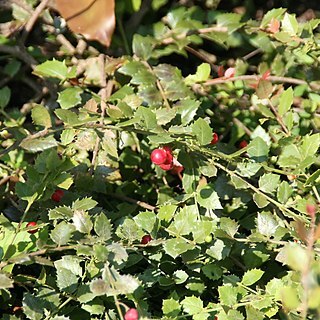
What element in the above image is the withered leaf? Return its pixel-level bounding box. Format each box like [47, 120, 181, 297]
[55, 0, 115, 47]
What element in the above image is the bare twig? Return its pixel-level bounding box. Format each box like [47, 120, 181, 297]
[21, 0, 51, 44]
[109, 193, 157, 211]
[0, 45, 37, 68]
[204, 75, 309, 87]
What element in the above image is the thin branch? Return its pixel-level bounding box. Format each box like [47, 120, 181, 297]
[204, 75, 309, 87]
[268, 99, 290, 135]
[0, 45, 37, 68]
[109, 193, 157, 211]
[21, 0, 51, 44]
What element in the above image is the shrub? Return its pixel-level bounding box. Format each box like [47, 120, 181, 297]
[1, 1, 320, 319]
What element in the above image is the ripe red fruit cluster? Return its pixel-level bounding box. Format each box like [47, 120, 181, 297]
[141, 235, 152, 244]
[151, 147, 173, 171]
[51, 189, 64, 202]
[124, 308, 139, 320]
[210, 132, 219, 145]
[27, 221, 38, 234]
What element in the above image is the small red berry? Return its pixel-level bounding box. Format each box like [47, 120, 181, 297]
[51, 189, 64, 202]
[159, 162, 174, 171]
[210, 133, 219, 145]
[162, 146, 173, 164]
[239, 140, 248, 149]
[151, 148, 167, 165]
[141, 235, 152, 244]
[27, 221, 38, 234]
[124, 308, 139, 320]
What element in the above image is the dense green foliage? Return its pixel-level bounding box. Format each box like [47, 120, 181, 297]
[1, 1, 320, 319]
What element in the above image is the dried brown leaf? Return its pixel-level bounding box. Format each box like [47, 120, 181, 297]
[55, 0, 115, 47]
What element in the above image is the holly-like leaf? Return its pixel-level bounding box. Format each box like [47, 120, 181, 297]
[192, 118, 213, 145]
[181, 296, 203, 315]
[242, 269, 264, 286]
[58, 87, 83, 109]
[278, 87, 293, 116]
[256, 211, 278, 237]
[31, 104, 52, 128]
[33, 59, 68, 80]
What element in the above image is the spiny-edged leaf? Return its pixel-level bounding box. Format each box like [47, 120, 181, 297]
[0, 273, 13, 289]
[56, 267, 78, 293]
[258, 173, 280, 194]
[107, 243, 128, 264]
[50, 221, 75, 246]
[185, 63, 211, 85]
[60, 128, 76, 145]
[216, 13, 243, 33]
[135, 106, 158, 130]
[134, 211, 156, 233]
[92, 266, 140, 296]
[260, 8, 286, 28]
[219, 217, 238, 238]
[73, 197, 97, 211]
[31, 104, 52, 128]
[192, 221, 214, 243]
[242, 268, 264, 286]
[282, 13, 299, 35]
[253, 193, 269, 208]
[157, 204, 177, 222]
[132, 34, 155, 60]
[277, 181, 293, 204]
[162, 298, 181, 316]
[55, 0, 115, 47]
[218, 284, 238, 306]
[196, 184, 222, 210]
[163, 238, 195, 258]
[118, 61, 147, 76]
[256, 211, 278, 237]
[278, 87, 293, 116]
[73, 210, 93, 234]
[247, 137, 269, 161]
[167, 205, 198, 236]
[94, 213, 112, 240]
[175, 99, 200, 125]
[202, 263, 223, 281]
[20, 135, 58, 152]
[49, 206, 73, 220]
[23, 292, 45, 320]
[58, 87, 83, 109]
[300, 133, 320, 160]
[256, 80, 273, 99]
[206, 239, 230, 260]
[0, 86, 11, 108]
[33, 59, 68, 80]
[54, 255, 83, 277]
[192, 118, 213, 145]
[181, 296, 203, 315]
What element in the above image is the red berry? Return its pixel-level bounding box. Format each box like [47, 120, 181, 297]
[151, 149, 167, 165]
[210, 132, 219, 145]
[239, 140, 248, 149]
[27, 221, 38, 234]
[159, 162, 174, 171]
[141, 235, 152, 244]
[124, 308, 139, 320]
[162, 146, 173, 164]
[51, 189, 64, 202]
